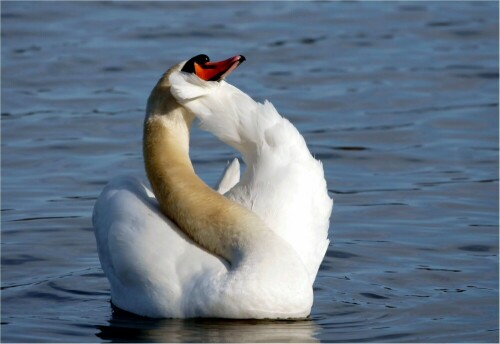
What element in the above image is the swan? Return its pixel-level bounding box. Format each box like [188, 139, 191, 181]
[93, 54, 333, 319]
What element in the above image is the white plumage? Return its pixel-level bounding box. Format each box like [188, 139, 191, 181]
[93, 59, 333, 318]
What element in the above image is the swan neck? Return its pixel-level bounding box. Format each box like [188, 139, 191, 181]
[143, 81, 266, 264]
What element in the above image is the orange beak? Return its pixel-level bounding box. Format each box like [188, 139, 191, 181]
[194, 55, 246, 82]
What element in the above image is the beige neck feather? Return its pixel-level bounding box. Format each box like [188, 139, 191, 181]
[143, 72, 265, 264]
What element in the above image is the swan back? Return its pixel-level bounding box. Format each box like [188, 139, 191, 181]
[94, 176, 313, 318]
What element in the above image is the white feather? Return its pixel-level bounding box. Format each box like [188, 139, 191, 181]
[170, 72, 333, 281]
[215, 158, 240, 195]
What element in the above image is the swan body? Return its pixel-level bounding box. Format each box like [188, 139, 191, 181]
[93, 56, 333, 318]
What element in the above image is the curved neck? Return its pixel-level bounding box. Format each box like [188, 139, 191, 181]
[143, 83, 268, 264]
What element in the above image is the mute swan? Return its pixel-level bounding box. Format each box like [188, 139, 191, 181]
[93, 54, 333, 319]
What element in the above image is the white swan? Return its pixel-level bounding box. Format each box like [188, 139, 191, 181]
[93, 54, 333, 319]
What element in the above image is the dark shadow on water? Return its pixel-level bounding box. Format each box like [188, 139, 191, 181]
[95, 304, 320, 343]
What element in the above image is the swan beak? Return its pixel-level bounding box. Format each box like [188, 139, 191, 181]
[194, 55, 246, 82]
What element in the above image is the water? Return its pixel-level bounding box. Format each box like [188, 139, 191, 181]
[1, 1, 498, 342]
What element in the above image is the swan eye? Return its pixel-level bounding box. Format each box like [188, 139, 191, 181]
[200, 55, 209, 63]
[181, 54, 210, 73]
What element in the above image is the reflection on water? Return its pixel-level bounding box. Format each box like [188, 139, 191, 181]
[1, 1, 498, 342]
[97, 307, 319, 343]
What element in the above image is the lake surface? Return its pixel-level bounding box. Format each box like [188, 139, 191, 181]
[1, 1, 498, 342]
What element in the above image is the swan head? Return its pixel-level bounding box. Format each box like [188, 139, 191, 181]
[146, 54, 245, 119]
[169, 54, 245, 102]
[181, 54, 246, 82]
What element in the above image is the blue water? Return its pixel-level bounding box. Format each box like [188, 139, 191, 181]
[1, 1, 498, 342]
